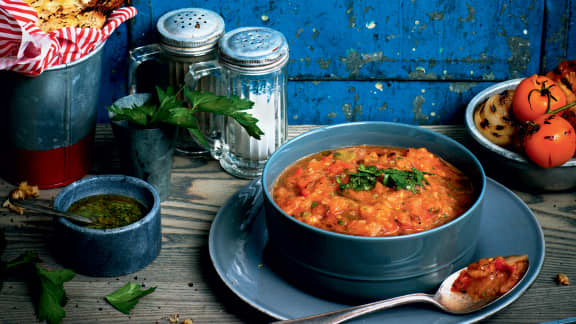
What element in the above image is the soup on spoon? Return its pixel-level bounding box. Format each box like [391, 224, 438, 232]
[274, 255, 530, 323]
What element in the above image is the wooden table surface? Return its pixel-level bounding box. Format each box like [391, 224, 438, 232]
[1, 124, 575, 324]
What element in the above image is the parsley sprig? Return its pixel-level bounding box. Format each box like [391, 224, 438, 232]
[107, 86, 264, 147]
[3, 250, 75, 324]
[105, 282, 156, 315]
[340, 164, 432, 193]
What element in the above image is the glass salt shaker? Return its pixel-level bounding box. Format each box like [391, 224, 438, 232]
[185, 26, 289, 179]
[128, 8, 225, 156]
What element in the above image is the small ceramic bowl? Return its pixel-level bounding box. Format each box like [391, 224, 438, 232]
[52, 175, 161, 277]
[262, 122, 486, 302]
[465, 79, 576, 192]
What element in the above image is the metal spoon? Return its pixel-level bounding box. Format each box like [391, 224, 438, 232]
[273, 255, 529, 324]
[9, 199, 94, 225]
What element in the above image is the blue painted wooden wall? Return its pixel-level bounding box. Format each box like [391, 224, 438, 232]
[97, 0, 576, 125]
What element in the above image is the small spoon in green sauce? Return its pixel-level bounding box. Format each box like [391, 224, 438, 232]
[9, 199, 94, 225]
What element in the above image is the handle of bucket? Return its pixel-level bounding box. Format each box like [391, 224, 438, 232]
[128, 44, 162, 94]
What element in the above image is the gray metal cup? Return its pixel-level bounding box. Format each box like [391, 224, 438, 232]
[0, 42, 106, 188]
[110, 93, 177, 201]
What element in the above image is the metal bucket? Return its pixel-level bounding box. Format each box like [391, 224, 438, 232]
[0, 42, 106, 188]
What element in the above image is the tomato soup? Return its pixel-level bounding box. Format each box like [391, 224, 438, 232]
[272, 146, 475, 237]
[451, 255, 529, 300]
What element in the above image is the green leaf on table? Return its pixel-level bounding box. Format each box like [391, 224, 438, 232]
[35, 264, 75, 324]
[105, 282, 157, 315]
[5, 251, 75, 324]
[7, 250, 41, 269]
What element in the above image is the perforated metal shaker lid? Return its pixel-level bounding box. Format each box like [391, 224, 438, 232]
[219, 27, 289, 73]
[156, 8, 225, 56]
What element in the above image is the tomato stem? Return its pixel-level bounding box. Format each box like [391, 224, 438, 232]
[527, 80, 560, 114]
[547, 101, 576, 115]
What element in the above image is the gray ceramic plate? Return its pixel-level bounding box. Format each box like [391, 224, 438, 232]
[208, 178, 545, 323]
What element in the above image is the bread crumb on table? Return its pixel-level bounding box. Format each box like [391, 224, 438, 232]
[10, 181, 39, 200]
[2, 199, 24, 215]
[557, 273, 570, 285]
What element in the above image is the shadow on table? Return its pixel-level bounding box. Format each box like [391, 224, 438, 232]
[199, 247, 275, 324]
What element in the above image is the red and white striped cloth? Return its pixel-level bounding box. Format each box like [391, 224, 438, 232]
[0, 0, 137, 76]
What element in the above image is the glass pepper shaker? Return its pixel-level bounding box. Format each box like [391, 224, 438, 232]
[186, 26, 289, 179]
[128, 8, 225, 156]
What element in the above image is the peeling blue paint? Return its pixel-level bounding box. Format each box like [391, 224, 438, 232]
[111, 0, 570, 126]
[296, 28, 304, 38]
[409, 67, 438, 80]
[459, 3, 476, 22]
[341, 103, 353, 121]
[427, 11, 445, 21]
[506, 36, 531, 77]
[317, 58, 331, 70]
[448, 82, 477, 94]
[412, 95, 429, 124]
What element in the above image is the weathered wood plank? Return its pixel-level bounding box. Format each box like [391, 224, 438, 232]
[129, 0, 544, 81]
[97, 23, 130, 122]
[95, 1, 575, 123]
[541, 0, 576, 72]
[286, 80, 491, 125]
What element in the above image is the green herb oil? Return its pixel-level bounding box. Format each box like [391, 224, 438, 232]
[67, 194, 148, 229]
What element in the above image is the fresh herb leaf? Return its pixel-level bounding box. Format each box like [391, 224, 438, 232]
[381, 167, 431, 193]
[340, 165, 432, 193]
[340, 164, 381, 191]
[6, 251, 74, 324]
[36, 265, 75, 324]
[7, 250, 41, 269]
[106, 86, 264, 146]
[108, 104, 150, 127]
[184, 88, 264, 139]
[105, 282, 157, 315]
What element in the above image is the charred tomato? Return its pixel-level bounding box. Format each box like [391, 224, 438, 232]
[512, 75, 567, 122]
[523, 114, 576, 168]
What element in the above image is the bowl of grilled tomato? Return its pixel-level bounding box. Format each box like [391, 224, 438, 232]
[465, 60, 576, 192]
[261, 121, 486, 302]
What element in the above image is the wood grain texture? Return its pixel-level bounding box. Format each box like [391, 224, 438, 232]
[1, 124, 575, 324]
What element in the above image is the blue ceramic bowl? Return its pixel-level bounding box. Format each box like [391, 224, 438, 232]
[52, 175, 161, 277]
[262, 122, 486, 302]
